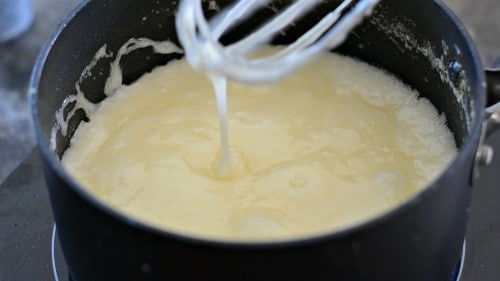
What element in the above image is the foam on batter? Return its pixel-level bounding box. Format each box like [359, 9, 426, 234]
[62, 50, 456, 241]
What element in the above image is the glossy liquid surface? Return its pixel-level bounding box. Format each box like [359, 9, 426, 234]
[62, 52, 456, 240]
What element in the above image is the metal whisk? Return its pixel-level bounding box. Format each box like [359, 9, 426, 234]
[176, 0, 380, 84]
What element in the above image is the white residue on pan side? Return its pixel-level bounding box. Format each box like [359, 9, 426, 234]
[51, 38, 184, 152]
[51, 45, 113, 151]
[368, 7, 473, 134]
[104, 38, 183, 96]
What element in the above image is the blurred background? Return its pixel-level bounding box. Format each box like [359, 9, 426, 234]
[0, 0, 81, 183]
[0, 0, 499, 184]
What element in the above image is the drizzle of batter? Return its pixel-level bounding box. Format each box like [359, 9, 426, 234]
[62, 50, 456, 241]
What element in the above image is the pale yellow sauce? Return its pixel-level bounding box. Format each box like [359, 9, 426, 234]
[62, 52, 456, 241]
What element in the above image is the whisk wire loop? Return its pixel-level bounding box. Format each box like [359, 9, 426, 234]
[176, 0, 380, 84]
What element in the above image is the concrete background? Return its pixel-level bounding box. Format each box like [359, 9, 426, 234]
[0, 0, 81, 183]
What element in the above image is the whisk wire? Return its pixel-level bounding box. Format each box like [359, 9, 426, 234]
[247, 0, 355, 66]
[211, 0, 272, 39]
[176, 0, 380, 83]
[226, 0, 322, 56]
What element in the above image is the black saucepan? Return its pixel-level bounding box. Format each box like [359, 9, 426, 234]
[30, 0, 500, 280]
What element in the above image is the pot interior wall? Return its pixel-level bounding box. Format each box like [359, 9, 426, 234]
[36, 0, 481, 164]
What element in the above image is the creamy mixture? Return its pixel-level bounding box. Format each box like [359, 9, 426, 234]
[62, 51, 456, 240]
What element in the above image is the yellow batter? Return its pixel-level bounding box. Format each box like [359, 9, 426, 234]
[62, 52, 456, 240]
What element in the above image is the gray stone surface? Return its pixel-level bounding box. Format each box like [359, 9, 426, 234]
[0, 0, 81, 184]
[445, 0, 500, 66]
